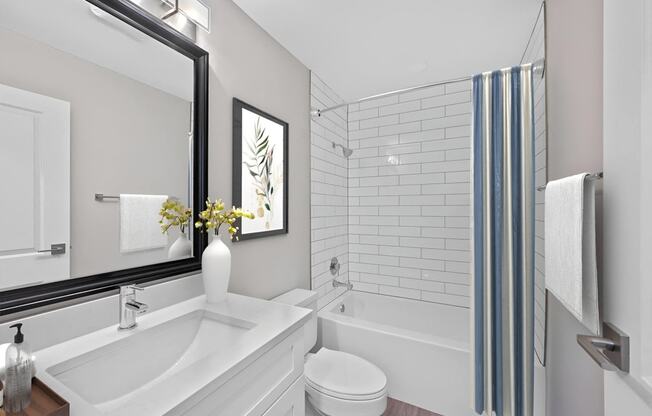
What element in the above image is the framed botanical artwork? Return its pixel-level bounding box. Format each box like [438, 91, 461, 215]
[232, 98, 289, 240]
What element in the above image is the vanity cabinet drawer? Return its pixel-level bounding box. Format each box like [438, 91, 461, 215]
[178, 328, 304, 416]
[262, 377, 305, 416]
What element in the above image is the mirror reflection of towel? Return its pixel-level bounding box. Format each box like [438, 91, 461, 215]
[120, 194, 168, 253]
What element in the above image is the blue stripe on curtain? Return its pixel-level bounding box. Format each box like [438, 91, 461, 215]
[472, 74, 484, 414]
[510, 66, 524, 413]
[490, 70, 504, 416]
[472, 65, 534, 416]
[527, 66, 536, 411]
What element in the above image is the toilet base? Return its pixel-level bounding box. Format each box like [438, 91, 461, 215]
[305, 383, 387, 416]
[305, 398, 322, 416]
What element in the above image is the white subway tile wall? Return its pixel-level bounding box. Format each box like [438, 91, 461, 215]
[522, 6, 546, 364]
[311, 6, 545, 323]
[347, 81, 472, 308]
[310, 73, 349, 309]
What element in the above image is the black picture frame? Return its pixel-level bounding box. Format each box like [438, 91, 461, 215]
[232, 98, 289, 241]
[0, 0, 209, 316]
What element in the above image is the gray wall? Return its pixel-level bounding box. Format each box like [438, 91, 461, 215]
[197, 0, 311, 300]
[0, 27, 190, 279]
[545, 0, 604, 415]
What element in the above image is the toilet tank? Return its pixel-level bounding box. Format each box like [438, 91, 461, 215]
[271, 289, 318, 355]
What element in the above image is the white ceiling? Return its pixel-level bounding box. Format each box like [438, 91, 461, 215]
[0, 0, 193, 101]
[233, 0, 542, 101]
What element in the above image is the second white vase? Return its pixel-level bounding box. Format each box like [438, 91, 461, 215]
[202, 234, 231, 303]
[168, 231, 192, 259]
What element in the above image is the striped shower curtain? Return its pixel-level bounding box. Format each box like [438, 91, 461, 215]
[471, 64, 535, 416]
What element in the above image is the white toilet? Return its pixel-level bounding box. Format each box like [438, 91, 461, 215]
[272, 289, 388, 416]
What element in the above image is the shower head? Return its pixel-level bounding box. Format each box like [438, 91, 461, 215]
[332, 142, 353, 158]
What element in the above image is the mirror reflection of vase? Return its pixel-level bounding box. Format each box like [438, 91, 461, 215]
[168, 232, 192, 259]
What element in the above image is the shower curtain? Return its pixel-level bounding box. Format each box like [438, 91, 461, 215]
[471, 64, 535, 416]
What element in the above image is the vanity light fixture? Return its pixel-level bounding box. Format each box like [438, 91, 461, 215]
[161, 0, 180, 20]
[161, 0, 211, 33]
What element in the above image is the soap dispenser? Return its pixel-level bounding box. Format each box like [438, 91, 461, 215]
[4, 323, 33, 413]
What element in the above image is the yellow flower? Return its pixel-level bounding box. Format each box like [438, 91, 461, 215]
[194, 197, 254, 236]
[160, 199, 192, 234]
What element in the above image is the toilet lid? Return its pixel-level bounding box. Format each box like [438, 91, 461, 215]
[305, 348, 387, 400]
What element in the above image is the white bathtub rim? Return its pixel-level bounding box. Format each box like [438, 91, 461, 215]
[319, 291, 470, 353]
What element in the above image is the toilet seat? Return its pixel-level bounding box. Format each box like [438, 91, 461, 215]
[305, 348, 387, 400]
[304, 348, 388, 415]
[304, 348, 387, 416]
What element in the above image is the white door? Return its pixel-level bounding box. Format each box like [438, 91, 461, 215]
[0, 83, 70, 290]
[602, 0, 652, 413]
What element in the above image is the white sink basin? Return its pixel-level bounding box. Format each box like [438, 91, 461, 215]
[34, 294, 312, 416]
[47, 310, 255, 411]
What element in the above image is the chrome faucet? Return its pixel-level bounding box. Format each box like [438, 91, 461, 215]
[330, 257, 353, 290]
[332, 279, 353, 290]
[118, 285, 148, 330]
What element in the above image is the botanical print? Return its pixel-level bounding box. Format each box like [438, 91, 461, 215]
[240, 108, 284, 234]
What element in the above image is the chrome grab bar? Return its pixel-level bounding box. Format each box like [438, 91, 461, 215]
[577, 322, 629, 372]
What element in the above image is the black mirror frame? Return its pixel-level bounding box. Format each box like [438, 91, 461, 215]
[0, 0, 209, 315]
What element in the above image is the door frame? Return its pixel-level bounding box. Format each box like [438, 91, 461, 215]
[0, 84, 71, 289]
[602, 0, 652, 411]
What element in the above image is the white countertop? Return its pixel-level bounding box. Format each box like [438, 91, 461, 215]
[34, 293, 311, 415]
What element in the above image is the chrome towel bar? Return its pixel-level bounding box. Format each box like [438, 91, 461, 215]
[536, 171, 603, 192]
[94, 193, 120, 201]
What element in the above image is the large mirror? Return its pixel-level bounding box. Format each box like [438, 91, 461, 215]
[0, 0, 208, 312]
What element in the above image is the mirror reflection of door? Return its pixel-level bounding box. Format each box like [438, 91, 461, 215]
[0, 84, 70, 290]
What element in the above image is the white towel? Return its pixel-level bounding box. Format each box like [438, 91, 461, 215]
[545, 174, 600, 334]
[120, 194, 168, 253]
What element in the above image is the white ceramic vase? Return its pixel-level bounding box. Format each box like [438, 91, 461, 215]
[202, 234, 231, 303]
[168, 231, 192, 259]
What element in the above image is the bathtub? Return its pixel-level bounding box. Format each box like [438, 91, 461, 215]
[317, 291, 473, 416]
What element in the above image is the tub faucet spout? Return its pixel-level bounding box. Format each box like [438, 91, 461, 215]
[332, 279, 353, 290]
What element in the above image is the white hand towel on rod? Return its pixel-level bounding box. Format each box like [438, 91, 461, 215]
[120, 194, 168, 253]
[544, 173, 600, 334]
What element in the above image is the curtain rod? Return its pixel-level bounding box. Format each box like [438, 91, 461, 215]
[311, 59, 545, 117]
[311, 75, 471, 117]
